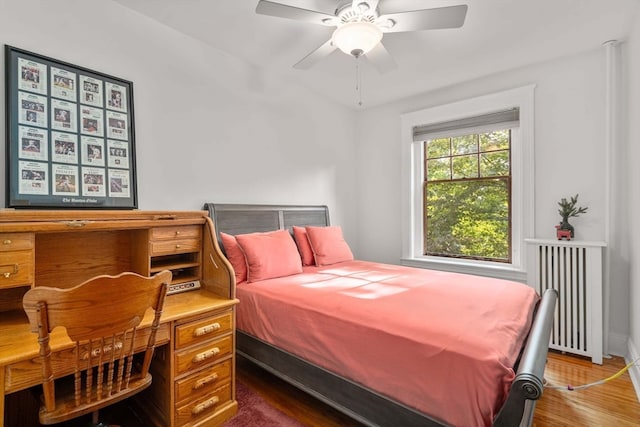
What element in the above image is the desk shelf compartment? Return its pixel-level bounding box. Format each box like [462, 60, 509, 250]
[149, 225, 202, 286]
[150, 253, 201, 285]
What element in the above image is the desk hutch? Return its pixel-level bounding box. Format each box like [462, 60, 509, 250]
[0, 210, 238, 426]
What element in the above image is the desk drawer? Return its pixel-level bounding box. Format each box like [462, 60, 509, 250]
[175, 335, 232, 376]
[151, 226, 201, 241]
[175, 311, 233, 349]
[175, 382, 231, 426]
[0, 233, 34, 251]
[0, 250, 34, 289]
[175, 359, 231, 404]
[150, 238, 200, 256]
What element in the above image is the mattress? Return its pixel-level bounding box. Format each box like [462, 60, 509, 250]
[236, 260, 539, 426]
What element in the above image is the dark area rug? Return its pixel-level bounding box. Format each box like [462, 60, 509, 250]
[222, 381, 306, 427]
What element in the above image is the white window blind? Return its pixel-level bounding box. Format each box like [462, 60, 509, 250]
[412, 108, 520, 142]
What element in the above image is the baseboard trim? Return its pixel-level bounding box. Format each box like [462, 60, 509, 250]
[609, 332, 629, 357]
[627, 339, 640, 402]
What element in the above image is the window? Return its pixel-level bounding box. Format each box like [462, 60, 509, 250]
[401, 86, 534, 281]
[422, 114, 515, 262]
[420, 108, 519, 263]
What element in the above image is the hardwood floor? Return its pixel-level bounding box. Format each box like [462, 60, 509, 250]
[533, 352, 640, 426]
[237, 351, 640, 427]
[236, 356, 362, 427]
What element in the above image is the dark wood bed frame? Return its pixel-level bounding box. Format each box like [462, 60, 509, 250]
[204, 203, 558, 427]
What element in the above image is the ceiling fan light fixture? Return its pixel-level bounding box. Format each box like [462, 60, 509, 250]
[332, 21, 382, 57]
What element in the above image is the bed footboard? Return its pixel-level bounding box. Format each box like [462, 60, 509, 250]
[493, 288, 558, 427]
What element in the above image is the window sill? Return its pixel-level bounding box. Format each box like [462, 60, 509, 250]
[400, 256, 527, 283]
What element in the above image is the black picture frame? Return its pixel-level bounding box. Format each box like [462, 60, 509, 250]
[4, 45, 137, 209]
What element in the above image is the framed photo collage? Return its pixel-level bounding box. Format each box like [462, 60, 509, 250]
[4, 45, 137, 209]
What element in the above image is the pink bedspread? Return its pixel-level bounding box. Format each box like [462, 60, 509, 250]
[236, 260, 539, 426]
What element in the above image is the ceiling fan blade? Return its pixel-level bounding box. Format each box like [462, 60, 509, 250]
[293, 39, 337, 70]
[365, 42, 397, 74]
[377, 5, 468, 33]
[256, 0, 337, 26]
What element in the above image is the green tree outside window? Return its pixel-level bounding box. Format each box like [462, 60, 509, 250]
[424, 130, 511, 262]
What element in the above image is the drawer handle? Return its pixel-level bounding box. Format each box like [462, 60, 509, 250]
[1, 264, 19, 278]
[154, 214, 176, 220]
[63, 220, 88, 227]
[175, 231, 181, 236]
[191, 397, 219, 415]
[193, 373, 218, 390]
[192, 347, 220, 363]
[3, 239, 12, 245]
[175, 244, 181, 249]
[193, 323, 221, 337]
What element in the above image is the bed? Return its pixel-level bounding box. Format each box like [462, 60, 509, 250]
[204, 203, 557, 427]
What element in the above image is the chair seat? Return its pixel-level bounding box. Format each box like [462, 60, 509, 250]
[39, 373, 152, 425]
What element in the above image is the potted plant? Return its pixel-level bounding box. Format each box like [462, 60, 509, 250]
[556, 194, 588, 239]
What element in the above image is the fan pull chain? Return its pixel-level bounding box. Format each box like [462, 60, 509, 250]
[355, 55, 363, 107]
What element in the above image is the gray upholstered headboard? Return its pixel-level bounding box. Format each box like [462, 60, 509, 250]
[203, 204, 330, 241]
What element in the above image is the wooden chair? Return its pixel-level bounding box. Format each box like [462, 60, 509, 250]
[22, 270, 172, 426]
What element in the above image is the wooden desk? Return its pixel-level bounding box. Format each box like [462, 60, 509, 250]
[0, 210, 238, 426]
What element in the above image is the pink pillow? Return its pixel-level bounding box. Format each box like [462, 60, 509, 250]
[220, 232, 247, 284]
[292, 226, 315, 266]
[305, 226, 354, 266]
[236, 229, 303, 282]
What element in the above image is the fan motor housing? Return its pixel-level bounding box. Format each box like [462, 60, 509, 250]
[336, 1, 378, 24]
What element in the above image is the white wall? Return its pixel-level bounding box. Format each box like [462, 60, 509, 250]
[626, 6, 640, 394]
[0, 0, 358, 243]
[355, 47, 631, 355]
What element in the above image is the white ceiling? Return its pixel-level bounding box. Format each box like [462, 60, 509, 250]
[112, 0, 639, 109]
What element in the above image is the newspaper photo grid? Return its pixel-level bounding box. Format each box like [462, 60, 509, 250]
[5, 45, 137, 209]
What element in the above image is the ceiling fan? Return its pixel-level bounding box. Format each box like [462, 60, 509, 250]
[255, 0, 468, 73]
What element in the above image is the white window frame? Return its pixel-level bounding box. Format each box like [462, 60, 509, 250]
[400, 85, 535, 282]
